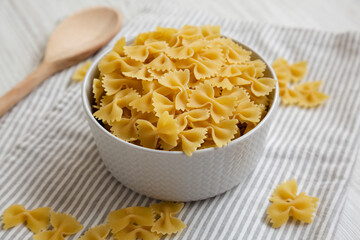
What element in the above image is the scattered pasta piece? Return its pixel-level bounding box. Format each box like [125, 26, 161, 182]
[33, 211, 83, 240]
[113, 225, 161, 240]
[1, 204, 51, 233]
[267, 179, 318, 228]
[272, 58, 328, 107]
[150, 202, 186, 235]
[108, 207, 154, 234]
[295, 81, 329, 108]
[280, 87, 300, 105]
[93, 25, 276, 155]
[72, 61, 92, 82]
[78, 224, 110, 240]
[272, 58, 307, 84]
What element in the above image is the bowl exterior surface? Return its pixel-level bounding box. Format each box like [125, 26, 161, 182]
[86, 114, 272, 201]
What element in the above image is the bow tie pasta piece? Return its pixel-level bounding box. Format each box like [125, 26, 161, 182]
[2, 204, 51, 234]
[136, 111, 179, 149]
[252, 59, 266, 78]
[158, 69, 191, 110]
[214, 38, 251, 64]
[146, 53, 177, 72]
[148, 68, 168, 80]
[270, 179, 298, 202]
[33, 212, 83, 240]
[187, 83, 237, 123]
[267, 193, 318, 229]
[98, 52, 142, 74]
[108, 207, 154, 234]
[145, 40, 169, 53]
[93, 88, 140, 122]
[272, 58, 291, 83]
[179, 128, 208, 156]
[166, 46, 195, 60]
[102, 72, 142, 96]
[295, 81, 329, 108]
[224, 88, 261, 123]
[280, 87, 300, 105]
[123, 41, 169, 62]
[72, 61, 92, 82]
[123, 45, 149, 62]
[176, 109, 210, 130]
[289, 61, 307, 83]
[92, 78, 105, 108]
[267, 179, 319, 228]
[179, 25, 203, 41]
[129, 81, 171, 113]
[112, 37, 126, 56]
[152, 92, 176, 117]
[200, 25, 221, 40]
[194, 119, 238, 147]
[206, 76, 250, 90]
[152, 27, 179, 44]
[272, 58, 307, 83]
[219, 65, 243, 77]
[113, 225, 161, 240]
[109, 110, 157, 142]
[150, 202, 186, 235]
[241, 69, 276, 97]
[178, 57, 220, 80]
[122, 66, 154, 81]
[78, 224, 110, 240]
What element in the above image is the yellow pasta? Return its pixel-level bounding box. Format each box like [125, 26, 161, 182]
[158, 69, 190, 110]
[33, 212, 83, 240]
[273, 58, 328, 107]
[72, 61, 92, 82]
[272, 58, 307, 83]
[93, 88, 140, 122]
[193, 119, 239, 147]
[108, 207, 154, 234]
[93, 25, 276, 155]
[267, 179, 318, 228]
[78, 224, 110, 240]
[150, 202, 186, 235]
[113, 225, 161, 240]
[137, 111, 179, 149]
[1, 204, 51, 234]
[295, 81, 329, 108]
[187, 83, 237, 123]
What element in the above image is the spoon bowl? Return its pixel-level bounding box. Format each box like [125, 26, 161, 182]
[45, 7, 122, 64]
[0, 6, 122, 117]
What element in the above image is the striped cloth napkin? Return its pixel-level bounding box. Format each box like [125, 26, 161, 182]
[1, 2, 360, 240]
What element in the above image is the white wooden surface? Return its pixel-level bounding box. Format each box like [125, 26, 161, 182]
[0, 0, 359, 238]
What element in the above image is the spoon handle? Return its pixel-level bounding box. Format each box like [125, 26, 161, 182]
[0, 62, 57, 117]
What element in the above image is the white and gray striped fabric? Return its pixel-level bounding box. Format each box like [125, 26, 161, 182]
[1, 2, 360, 240]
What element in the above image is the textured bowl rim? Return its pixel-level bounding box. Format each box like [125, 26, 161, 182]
[82, 37, 279, 156]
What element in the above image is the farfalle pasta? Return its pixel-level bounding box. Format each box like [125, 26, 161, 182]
[1, 204, 51, 234]
[272, 58, 328, 107]
[92, 25, 276, 156]
[150, 202, 186, 235]
[267, 179, 318, 228]
[79, 224, 110, 240]
[33, 211, 83, 240]
[72, 61, 92, 82]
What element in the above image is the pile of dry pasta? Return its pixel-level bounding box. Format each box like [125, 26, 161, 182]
[1, 202, 186, 240]
[92, 25, 276, 156]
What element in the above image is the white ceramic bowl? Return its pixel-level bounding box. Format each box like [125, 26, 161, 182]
[82, 39, 279, 202]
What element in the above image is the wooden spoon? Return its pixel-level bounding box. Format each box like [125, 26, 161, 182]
[0, 6, 122, 117]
